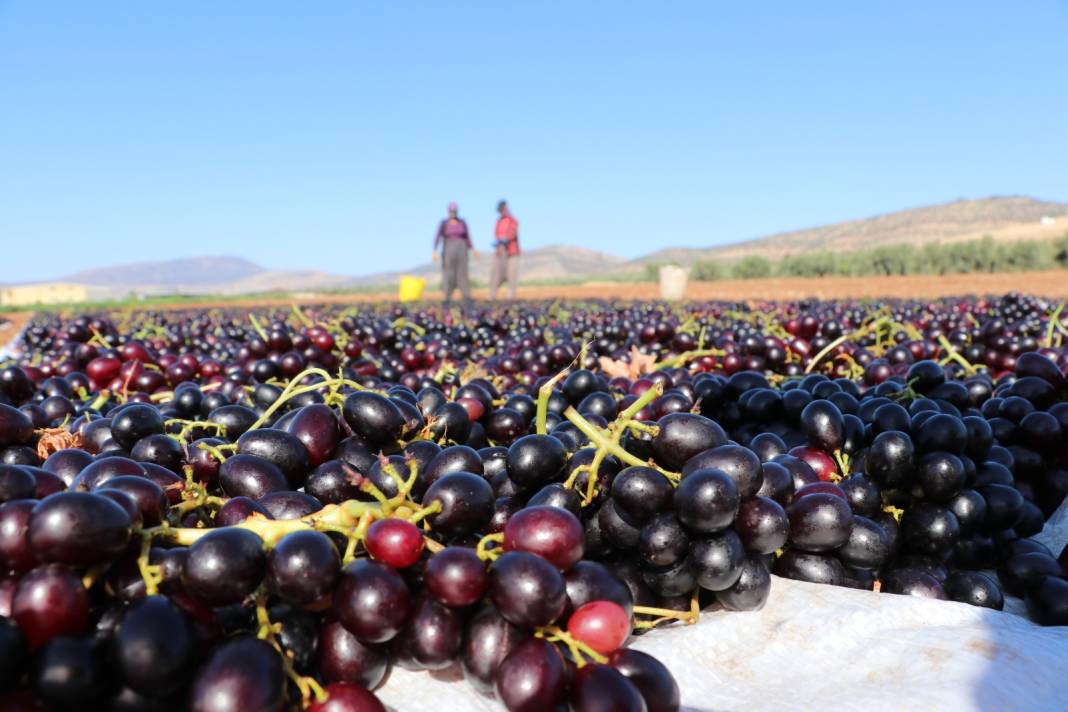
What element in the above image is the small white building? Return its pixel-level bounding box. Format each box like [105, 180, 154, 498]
[0, 282, 110, 307]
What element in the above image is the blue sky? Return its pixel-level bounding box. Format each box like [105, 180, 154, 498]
[1, 1, 1066, 281]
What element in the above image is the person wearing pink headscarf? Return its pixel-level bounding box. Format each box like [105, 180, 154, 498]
[433, 202, 476, 308]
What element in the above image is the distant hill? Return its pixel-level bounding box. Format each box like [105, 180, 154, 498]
[625, 196, 1068, 270]
[355, 245, 628, 286]
[60, 256, 352, 298]
[64, 256, 263, 287]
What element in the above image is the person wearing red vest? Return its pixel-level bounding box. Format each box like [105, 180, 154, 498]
[489, 200, 520, 300]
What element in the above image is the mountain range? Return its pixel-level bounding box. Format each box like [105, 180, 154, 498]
[14, 196, 1068, 298]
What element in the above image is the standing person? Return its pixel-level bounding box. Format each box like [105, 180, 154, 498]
[433, 202, 475, 309]
[489, 200, 520, 301]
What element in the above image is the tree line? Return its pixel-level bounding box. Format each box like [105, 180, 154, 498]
[643, 233, 1068, 282]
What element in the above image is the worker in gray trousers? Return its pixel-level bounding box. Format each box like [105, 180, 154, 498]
[489, 199, 520, 300]
[432, 202, 477, 309]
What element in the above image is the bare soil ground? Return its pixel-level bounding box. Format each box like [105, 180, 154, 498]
[0, 311, 33, 353]
[3, 270, 1066, 353]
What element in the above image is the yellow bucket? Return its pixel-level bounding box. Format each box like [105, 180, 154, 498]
[398, 275, 426, 302]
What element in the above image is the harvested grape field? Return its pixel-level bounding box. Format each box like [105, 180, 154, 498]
[2, 281, 1068, 710]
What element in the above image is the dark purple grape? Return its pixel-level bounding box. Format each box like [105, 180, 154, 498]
[286, 404, 343, 468]
[838, 474, 881, 517]
[652, 413, 728, 471]
[30, 635, 108, 709]
[403, 594, 463, 670]
[773, 549, 845, 586]
[257, 490, 322, 520]
[305, 459, 363, 504]
[641, 555, 697, 597]
[0, 616, 26, 691]
[494, 638, 565, 712]
[638, 514, 690, 569]
[236, 428, 310, 488]
[864, 430, 914, 489]
[755, 461, 794, 506]
[130, 433, 185, 474]
[0, 499, 37, 573]
[504, 505, 584, 570]
[749, 432, 787, 462]
[800, 400, 844, 452]
[189, 636, 285, 712]
[12, 564, 90, 649]
[0, 465, 36, 503]
[882, 569, 947, 599]
[422, 472, 494, 538]
[489, 551, 567, 628]
[267, 530, 340, 605]
[208, 404, 259, 440]
[109, 404, 165, 450]
[335, 559, 411, 643]
[215, 495, 274, 526]
[980, 484, 1024, 531]
[342, 392, 405, 449]
[900, 502, 960, 557]
[182, 527, 266, 606]
[609, 648, 680, 712]
[916, 452, 966, 503]
[682, 444, 763, 499]
[28, 491, 132, 566]
[423, 445, 483, 490]
[943, 571, 1004, 610]
[318, 619, 389, 688]
[70, 455, 146, 491]
[998, 552, 1064, 597]
[426, 402, 470, 444]
[42, 448, 93, 487]
[569, 662, 646, 712]
[95, 475, 167, 526]
[913, 413, 967, 454]
[835, 516, 889, 570]
[611, 467, 674, 524]
[485, 408, 528, 445]
[735, 496, 788, 555]
[113, 595, 193, 695]
[673, 468, 739, 534]
[690, 529, 745, 591]
[462, 604, 529, 695]
[786, 492, 853, 552]
[598, 499, 641, 550]
[527, 484, 582, 519]
[505, 434, 567, 489]
[716, 554, 771, 611]
[1026, 576, 1068, 626]
[218, 454, 289, 500]
[424, 546, 488, 607]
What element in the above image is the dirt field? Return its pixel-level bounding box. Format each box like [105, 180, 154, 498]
[90, 269, 1068, 306]
[0, 311, 33, 352]
[3, 270, 1066, 353]
[471, 271, 1068, 302]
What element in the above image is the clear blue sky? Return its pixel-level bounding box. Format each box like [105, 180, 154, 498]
[2, 1, 1066, 282]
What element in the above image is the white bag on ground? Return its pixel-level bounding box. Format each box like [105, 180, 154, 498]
[659, 265, 689, 301]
